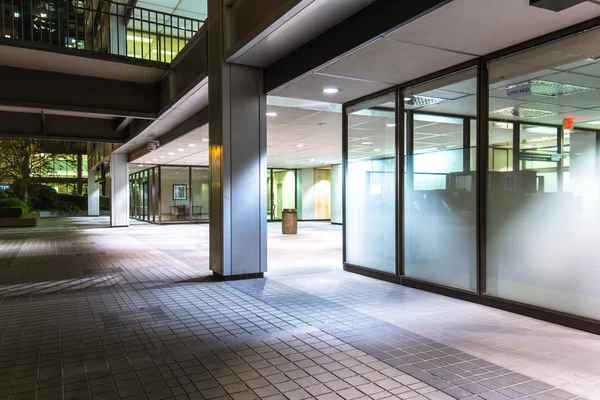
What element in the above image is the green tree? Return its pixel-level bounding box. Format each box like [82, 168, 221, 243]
[0, 139, 73, 200]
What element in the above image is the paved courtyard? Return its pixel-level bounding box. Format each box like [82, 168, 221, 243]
[0, 218, 599, 400]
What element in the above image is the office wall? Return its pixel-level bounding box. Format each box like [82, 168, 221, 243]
[273, 170, 296, 219]
[314, 169, 331, 219]
[301, 168, 314, 219]
[331, 164, 342, 224]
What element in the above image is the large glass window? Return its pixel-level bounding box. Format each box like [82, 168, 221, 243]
[191, 167, 209, 222]
[160, 166, 191, 222]
[487, 27, 600, 319]
[270, 169, 296, 220]
[345, 93, 396, 274]
[404, 69, 478, 291]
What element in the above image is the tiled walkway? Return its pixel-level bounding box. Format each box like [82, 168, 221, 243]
[0, 219, 599, 400]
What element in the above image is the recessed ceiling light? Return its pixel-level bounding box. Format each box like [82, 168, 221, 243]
[266, 112, 277, 117]
[168, 152, 175, 155]
[404, 97, 412, 101]
[202, 138, 209, 142]
[323, 88, 339, 94]
[177, 148, 185, 152]
[296, 144, 304, 148]
[362, 142, 373, 145]
[188, 144, 196, 147]
[386, 124, 396, 127]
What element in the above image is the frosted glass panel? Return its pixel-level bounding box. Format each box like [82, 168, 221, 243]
[405, 148, 477, 291]
[346, 94, 396, 273]
[487, 27, 600, 320]
[403, 69, 478, 291]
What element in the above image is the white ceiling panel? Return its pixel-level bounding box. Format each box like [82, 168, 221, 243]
[386, 0, 600, 56]
[317, 38, 474, 85]
[272, 73, 391, 103]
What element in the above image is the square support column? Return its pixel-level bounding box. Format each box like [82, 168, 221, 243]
[110, 153, 129, 227]
[208, 0, 267, 279]
[88, 172, 100, 216]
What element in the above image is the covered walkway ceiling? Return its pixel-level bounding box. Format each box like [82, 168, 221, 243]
[269, 0, 600, 104]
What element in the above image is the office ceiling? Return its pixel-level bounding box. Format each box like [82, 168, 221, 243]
[270, 0, 600, 103]
[135, 0, 207, 21]
[132, 97, 344, 170]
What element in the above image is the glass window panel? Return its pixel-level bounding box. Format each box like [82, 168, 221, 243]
[192, 167, 209, 222]
[487, 26, 600, 320]
[404, 68, 477, 291]
[272, 169, 296, 220]
[346, 93, 396, 273]
[160, 166, 191, 222]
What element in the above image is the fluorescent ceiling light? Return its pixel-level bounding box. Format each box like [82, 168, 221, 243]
[525, 126, 558, 135]
[586, 120, 600, 125]
[386, 124, 396, 127]
[168, 152, 175, 155]
[177, 148, 185, 152]
[266, 112, 277, 117]
[362, 142, 373, 145]
[202, 138, 209, 142]
[296, 144, 304, 147]
[323, 88, 339, 94]
[503, 80, 592, 97]
[491, 107, 556, 119]
[414, 114, 463, 125]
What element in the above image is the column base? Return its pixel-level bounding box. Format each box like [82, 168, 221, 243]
[212, 272, 264, 281]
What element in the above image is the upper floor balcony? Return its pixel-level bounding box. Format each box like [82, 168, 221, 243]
[0, 0, 205, 64]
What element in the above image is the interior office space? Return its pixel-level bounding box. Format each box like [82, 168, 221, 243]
[342, 21, 600, 331]
[128, 96, 344, 225]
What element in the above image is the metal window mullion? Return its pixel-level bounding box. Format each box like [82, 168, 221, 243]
[476, 59, 490, 296]
[557, 127, 564, 192]
[396, 88, 405, 278]
[342, 109, 348, 264]
[463, 117, 471, 173]
[513, 122, 520, 172]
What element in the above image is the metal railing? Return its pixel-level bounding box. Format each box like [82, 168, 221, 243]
[0, 0, 204, 63]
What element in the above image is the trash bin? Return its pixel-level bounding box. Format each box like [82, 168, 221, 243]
[282, 209, 298, 234]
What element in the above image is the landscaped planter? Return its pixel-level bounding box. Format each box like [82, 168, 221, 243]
[0, 218, 37, 228]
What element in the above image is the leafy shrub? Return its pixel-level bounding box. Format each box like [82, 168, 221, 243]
[58, 194, 87, 209]
[0, 207, 24, 218]
[0, 198, 30, 215]
[28, 184, 59, 211]
[0, 188, 8, 200]
[100, 196, 110, 211]
[54, 202, 81, 215]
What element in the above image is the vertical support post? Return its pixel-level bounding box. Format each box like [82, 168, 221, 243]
[513, 122, 520, 172]
[476, 59, 489, 296]
[208, 0, 267, 279]
[110, 153, 129, 227]
[463, 117, 471, 173]
[87, 144, 100, 216]
[396, 88, 405, 277]
[77, 153, 83, 195]
[557, 127, 564, 192]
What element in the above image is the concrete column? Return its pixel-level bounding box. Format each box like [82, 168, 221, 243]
[208, 0, 267, 279]
[88, 172, 100, 216]
[110, 153, 129, 227]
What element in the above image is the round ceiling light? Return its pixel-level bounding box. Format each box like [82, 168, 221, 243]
[323, 87, 339, 94]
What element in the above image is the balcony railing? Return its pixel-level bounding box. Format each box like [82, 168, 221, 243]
[0, 0, 204, 63]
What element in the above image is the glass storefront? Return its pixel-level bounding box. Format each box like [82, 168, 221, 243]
[345, 92, 396, 274]
[343, 25, 600, 324]
[129, 166, 209, 224]
[404, 69, 478, 291]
